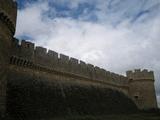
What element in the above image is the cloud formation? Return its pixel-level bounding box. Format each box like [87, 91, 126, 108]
[15, 0, 160, 107]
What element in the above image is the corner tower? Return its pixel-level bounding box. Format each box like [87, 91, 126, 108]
[0, 0, 17, 117]
[126, 69, 157, 110]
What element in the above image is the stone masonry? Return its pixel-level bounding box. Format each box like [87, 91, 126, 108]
[0, 0, 158, 118]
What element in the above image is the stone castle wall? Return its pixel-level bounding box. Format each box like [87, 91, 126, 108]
[7, 65, 137, 118]
[0, 0, 17, 36]
[11, 39, 129, 89]
[0, 0, 17, 26]
[0, 0, 17, 117]
[6, 38, 138, 118]
[0, 0, 158, 118]
[126, 69, 157, 110]
[127, 69, 154, 80]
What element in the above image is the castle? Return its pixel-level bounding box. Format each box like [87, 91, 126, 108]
[0, 0, 158, 119]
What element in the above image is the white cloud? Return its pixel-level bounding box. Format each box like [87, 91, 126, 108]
[157, 96, 160, 108]
[15, 0, 160, 107]
[16, 1, 49, 37]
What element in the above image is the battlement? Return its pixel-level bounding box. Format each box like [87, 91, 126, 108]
[0, 0, 17, 34]
[0, 1, 158, 116]
[11, 39, 129, 87]
[126, 69, 154, 81]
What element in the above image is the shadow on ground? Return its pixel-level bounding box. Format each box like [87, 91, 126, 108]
[4, 113, 160, 120]
[43, 113, 160, 120]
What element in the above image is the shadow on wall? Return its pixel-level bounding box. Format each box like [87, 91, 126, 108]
[6, 75, 138, 119]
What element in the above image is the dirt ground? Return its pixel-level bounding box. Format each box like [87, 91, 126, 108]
[51, 113, 160, 120]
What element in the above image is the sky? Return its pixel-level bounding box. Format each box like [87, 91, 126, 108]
[15, 0, 160, 107]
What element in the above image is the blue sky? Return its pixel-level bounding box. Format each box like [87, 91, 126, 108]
[15, 0, 160, 106]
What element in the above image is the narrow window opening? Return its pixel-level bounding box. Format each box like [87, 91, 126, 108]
[134, 95, 139, 99]
[27, 44, 30, 48]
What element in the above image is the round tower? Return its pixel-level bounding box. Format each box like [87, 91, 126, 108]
[126, 69, 157, 110]
[0, 0, 17, 117]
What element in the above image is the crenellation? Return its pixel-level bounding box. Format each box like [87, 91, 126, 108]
[0, 0, 158, 118]
[115, 74, 121, 84]
[100, 68, 107, 80]
[147, 71, 154, 80]
[20, 40, 35, 60]
[94, 66, 101, 80]
[115, 74, 120, 80]
[142, 69, 148, 72]
[109, 73, 123, 85]
[47, 50, 58, 69]
[48, 50, 59, 62]
[60, 54, 69, 62]
[110, 73, 116, 80]
[126, 69, 154, 81]
[135, 69, 141, 73]
[35, 46, 47, 56]
[70, 57, 79, 64]
[79, 61, 90, 78]
[99, 68, 106, 81]
[126, 70, 133, 79]
[48, 50, 58, 58]
[21, 40, 35, 50]
[105, 71, 111, 80]
[87, 64, 94, 68]
[5, 37, 158, 111]
[9, 39, 134, 87]
[120, 75, 129, 84]
[34, 46, 48, 67]
[126, 69, 157, 109]
[80, 60, 86, 65]
[69, 57, 79, 74]
[59, 54, 70, 72]
[87, 64, 95, 79]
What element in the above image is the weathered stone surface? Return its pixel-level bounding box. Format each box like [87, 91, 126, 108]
[126, 69, 157, 109]
[0, 0, 17, 117]
[7, 66, 137, 119]
[0, 0, 158, 119]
